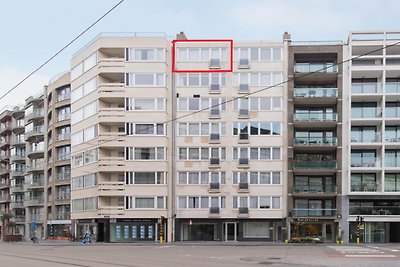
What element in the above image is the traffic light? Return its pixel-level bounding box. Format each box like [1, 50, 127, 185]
[360, 216, 364, 225]
[356, 215, 360, 225]
[160, 216, 165, 224]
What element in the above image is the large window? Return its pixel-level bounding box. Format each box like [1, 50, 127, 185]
[71, 77, 97, 102]
[177, 196, 226, 209]
[178, 97, 226, 111]
[232, 172, 281, 185]
[385, 150, 400, 167]
[125, 196, 165, 209]
[71, 52, 97, 80]
[178, 147, 226, 160]
[125, 147, 166, 160]
[233, 122, 281, 136]
[125, 172, 166, 185]
[56, 146, 71, 160]
[233, 196, 280, 209]
[385, 102, 400, 118]
[177, 73, 226, 87]
[71, 124, 98, 145]
[177, 47, 227, 62]
[233, 72, 283, 86]
[351, 126, 377, 143]
[125, 123, 165, 136]
[178, 172, 226, 184]
[125, 73, 165, 86]
[233, 97, 282, 111]
[232, 147, 281, 160]
[350, 173, 377, 192]
[385, 173, 400, 192]
[385, 126, 400, 142]
[71, 100, 97, 124]
[126, 48, 165, 62]
[351, 150, 377, 167]
[178, 122, 226, 136]
[72, 197, 98, 211]
[125, 98, 165, 111]
[234, 47, 281, 61]
[72, 148, 98, 167]
[351, 102, 379, 118]
[71, 173, 97, 190]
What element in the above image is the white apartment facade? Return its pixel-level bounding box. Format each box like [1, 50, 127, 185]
[343, 31, 400, 243]
[70, 33, 288, 242]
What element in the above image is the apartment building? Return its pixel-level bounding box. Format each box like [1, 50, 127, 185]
[287, 40, 343, 242]
[343, 31, 400, 243]
[0, 109, 12, 217]
[45, 72, 71, 239]
[24, 92, 46, 239]
[69, 33, 288, 242]
[9, 105, 26, 235]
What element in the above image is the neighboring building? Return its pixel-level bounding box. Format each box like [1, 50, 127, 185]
[24, 92, 46, 239]
[287, 39, 343, 242]
[45, 72, 71, 239]
[343, 31, 400, 243]
[10, 105, 26, 235]
[0, 108, 12, 217]
[69, 33, 288, 242]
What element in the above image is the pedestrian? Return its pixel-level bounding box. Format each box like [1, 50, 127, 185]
[30, 236, 39, 244]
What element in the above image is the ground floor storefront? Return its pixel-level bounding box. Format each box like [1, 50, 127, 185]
[349, 221, 400, 243]
[75, 218, 166, 243]
[288, 218, 338, 242]
[47, 220, 72, 240]
[175, 219, 284, 242]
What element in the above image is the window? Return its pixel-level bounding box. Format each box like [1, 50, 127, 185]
[178, 122, 226, 136]
[351, 173, 377, 192]
[233, 122, 281, 136]
[125, 73, 165, 87]
[126, 48, 165, 61]
[72, 197, 98, 211]
[385, 173, 400, 192]
[125, 196, 166, 209]
[71, 100, 97, 124]
[125, 147, 165, 160]
[178, 147, 226, 160]
[177, 172, 226, 184]
[71, 77, 97, 102]
[385, 150, 400, 167]
[178, 97, 226, 111]
[71, 125, 98, 145]
[56, 146, 70, 160]
[125, 172, 166, 185]
[351, 102, 379, 118]
[125, 123, 165, 135]
[177, 47, 227, 62]
[233, 147, 281, 160]
[386, 102, 400, 118]
[234, 47, 282, 61]
[351, 150, 377, 167]
[233, 172, 280, 185]
[233, 97, 282, 111]
[125, 98, 165, 111]
[177, 196, 226, 209]
[71, 52, 97, 80]
[177, 73, 226, 87]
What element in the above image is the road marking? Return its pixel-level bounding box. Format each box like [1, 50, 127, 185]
[345, 255, 396, 258]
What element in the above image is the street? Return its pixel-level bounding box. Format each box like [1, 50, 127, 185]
[0, 241, 399, 267]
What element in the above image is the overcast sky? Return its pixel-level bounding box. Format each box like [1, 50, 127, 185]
[1, 0, 400, 108]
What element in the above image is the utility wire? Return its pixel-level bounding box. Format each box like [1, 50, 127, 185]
[0, 0, 125, 102]
[77, 40, 400, 154]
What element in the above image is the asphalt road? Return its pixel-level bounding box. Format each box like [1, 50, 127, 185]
[0, 241, 399, 267]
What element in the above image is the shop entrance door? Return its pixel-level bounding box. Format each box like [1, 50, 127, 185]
[224, 222, 237, 241]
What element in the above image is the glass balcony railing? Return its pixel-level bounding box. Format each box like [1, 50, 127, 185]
[293, 161, 337, 169]
[294, 63, 337, 73]
[293, 137, 338, 146]
[292, 209, 336, 217]
[385, 158, 400, 167]
[351, 134, 381, 143]
[351, 183, 378, 192]
[293, 185, 337, 194]
[351, 83, 378, 94]
[351, 159, 380, 168]
[294, 88, 338, 98]
[349, 206, 400, 215]
[386, 82, 400, 94]
[294, 112, 338, 122]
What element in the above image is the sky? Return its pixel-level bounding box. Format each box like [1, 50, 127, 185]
[1, 0, 400, 108]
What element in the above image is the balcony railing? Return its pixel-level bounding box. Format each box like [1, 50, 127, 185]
[293, 161, 337, 169]
[24, 198, 44, 206]
[293, 185, 337, 194]
[349, 206, 400, 215]
[57, 113, 71, 122]
[351, 184, 378, 192]
[351, 83, 378, 94]
[57, 172, 71, 180]
[386, 82, 400, 94]
[291, 209, 336, 217]
[294, 88, 338, 98]
[293, 137, 338, 146]
[351, 159, 380, 168]
[57, 93, 70, 102]
[294, 63, 337, 73]
[25, 126, 44, 138]
[294, 112, 338, 122]
[56, 212, 70, 220]
[56, 133, 70, 141]
[351, 134, 381, 143]
[25, 109, 44, 121]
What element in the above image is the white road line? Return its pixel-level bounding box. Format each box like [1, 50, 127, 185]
[345, 255, 396, 258]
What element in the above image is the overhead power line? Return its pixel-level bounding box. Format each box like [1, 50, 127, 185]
[0, 0, 125, 102]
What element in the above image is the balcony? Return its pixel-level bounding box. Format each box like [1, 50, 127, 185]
[98, 181, 125, 195]
[10, 154, 25, 162]
[98, 108, 125, 122]
[56, 172, 71, 181]
[98, 157, 125, 172]
[56, 212, 70, 220]
[293, 161, 337, 173]
[56, 113, 71, 122]
[12, 120, 25, 132]
[294, 88, 338, 105]
[351, 159, 380, 168]
[98, 206, 125, 217]
[30, 214, 44, 222]
[351, 83, 378, 94]
[0, 167, 10, 176]
[0, 123, 12, 134]
[294, 63, 337, 73]
[56, 93, 70, 102]
[293, 137, 338, 146]
[25, 109, 44, 122]
[10, 201, 24, 209]
[351, 183, 378, 192]
[24, 179, 44, 190]
[24, 198, 44, 207]
[26, 163, 46, 172]
[0, 180, 10, 189]
[25, 126, 44, 140]
[0, 153, 10, 161]
[0, 138, 11, 148]
[291, 209, 336, 217]
[349, 206, 400, 215]
[11, 167, 26, 177]
[293, 185, 337, 194]
[27, 146, 45, 159]
[386, 82, 400, 94]
[56, 133, 71, 142]
[294, 112, 338, 122]
[10, 184, 24, 193]
[0, 195, 11, 203]
[98, 83, 125, 99]
[12, 137, 25, 146]
[12, 215, 25, 223]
